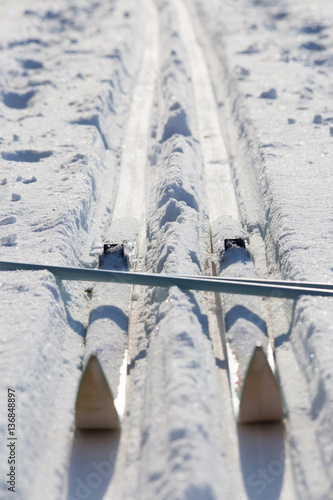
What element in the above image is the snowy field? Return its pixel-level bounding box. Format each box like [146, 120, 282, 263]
[0, 0, 333, 499]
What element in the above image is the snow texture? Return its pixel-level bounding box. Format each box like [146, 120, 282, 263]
[115, 3, 231, 497]
[1, 0, 333, 499]
[0, 0, 144, 498]
[191, 0, 333, 496]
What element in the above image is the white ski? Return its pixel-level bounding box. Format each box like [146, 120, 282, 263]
[75, 216, 139, 429]
[211, 216, 284, 423]
[75, 355, 120, 430]
[238, 343, 284, 424]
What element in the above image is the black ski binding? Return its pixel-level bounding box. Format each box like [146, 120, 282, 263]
[224, 238, 246, 251]
[98, 241, 132, 270]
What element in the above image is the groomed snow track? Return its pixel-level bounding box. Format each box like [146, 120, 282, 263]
[0, 0, 333, 499]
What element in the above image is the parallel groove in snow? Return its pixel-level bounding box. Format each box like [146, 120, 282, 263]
[2, 0, 332, 498]
[70, 0, 160, 498]
[111, 0, 232, 498]
[0, 1, 147, 499]
[175, 0, 239, 223]
[185, 0, 330, 497]
[111, 6, 159, 225]
[176, 2, 296, 498]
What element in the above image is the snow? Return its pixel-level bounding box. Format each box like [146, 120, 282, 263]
[190, 0, 333, 496]
[0, 0, 333, 498]
[0, 0, 144, 498]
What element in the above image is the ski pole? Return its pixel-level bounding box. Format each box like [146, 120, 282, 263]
[0, 260, 333, 299]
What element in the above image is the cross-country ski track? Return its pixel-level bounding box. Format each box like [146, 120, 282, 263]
[1, 0, 333, 499]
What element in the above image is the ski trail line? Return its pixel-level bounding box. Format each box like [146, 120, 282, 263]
[174, 1, 240, 492]
[176, 2, 296, 499]
[175, 0, 239, 223]
[103, 2, 159, 496]
[107, 0, 159, 421]
[112, 0, 159, 225]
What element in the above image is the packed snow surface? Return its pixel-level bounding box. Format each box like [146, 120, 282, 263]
[0, 0, 333, 499]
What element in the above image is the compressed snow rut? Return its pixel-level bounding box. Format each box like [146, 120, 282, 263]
[111, 0, 159, 224]
[174, 1, 239, 223]
[185, 0, 333, 498]
[1, 0, 333, 499]
[176, 2, 296, 498]
[68, 0, 159, 498]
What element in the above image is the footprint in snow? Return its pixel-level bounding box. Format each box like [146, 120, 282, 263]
[0, 216, 16, 226]
[300, 24, 326, 35]
[272, 11, 288, 21]
[301, 41, 326, 51]
[2, 90, 36, 109]
[19, 59, 44, 70]
[0, 234, 17, 247]
[259, 88, 277, 99]
[22, 176, 37, 184]
[238, 44, 260, 55]
[1, 150, 53, 162]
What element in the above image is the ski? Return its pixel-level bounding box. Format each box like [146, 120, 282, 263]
[75, 355, 120, 430]
[211, 216, 284, 423]
[238, 343, 284, 424]
[75, 216, 139, 429]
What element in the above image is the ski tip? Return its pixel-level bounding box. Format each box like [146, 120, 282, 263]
[238, 345, 284, 424]
[75, 354, 120, 430]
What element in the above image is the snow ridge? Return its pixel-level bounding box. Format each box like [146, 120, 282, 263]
[190, 0, 333, 496]
[118, 2, 231, 498]
[0, 1, 146, 498]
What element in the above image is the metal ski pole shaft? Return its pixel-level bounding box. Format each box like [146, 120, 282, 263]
[1, 260, 333, 299]
[178, 273, 333, 291]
